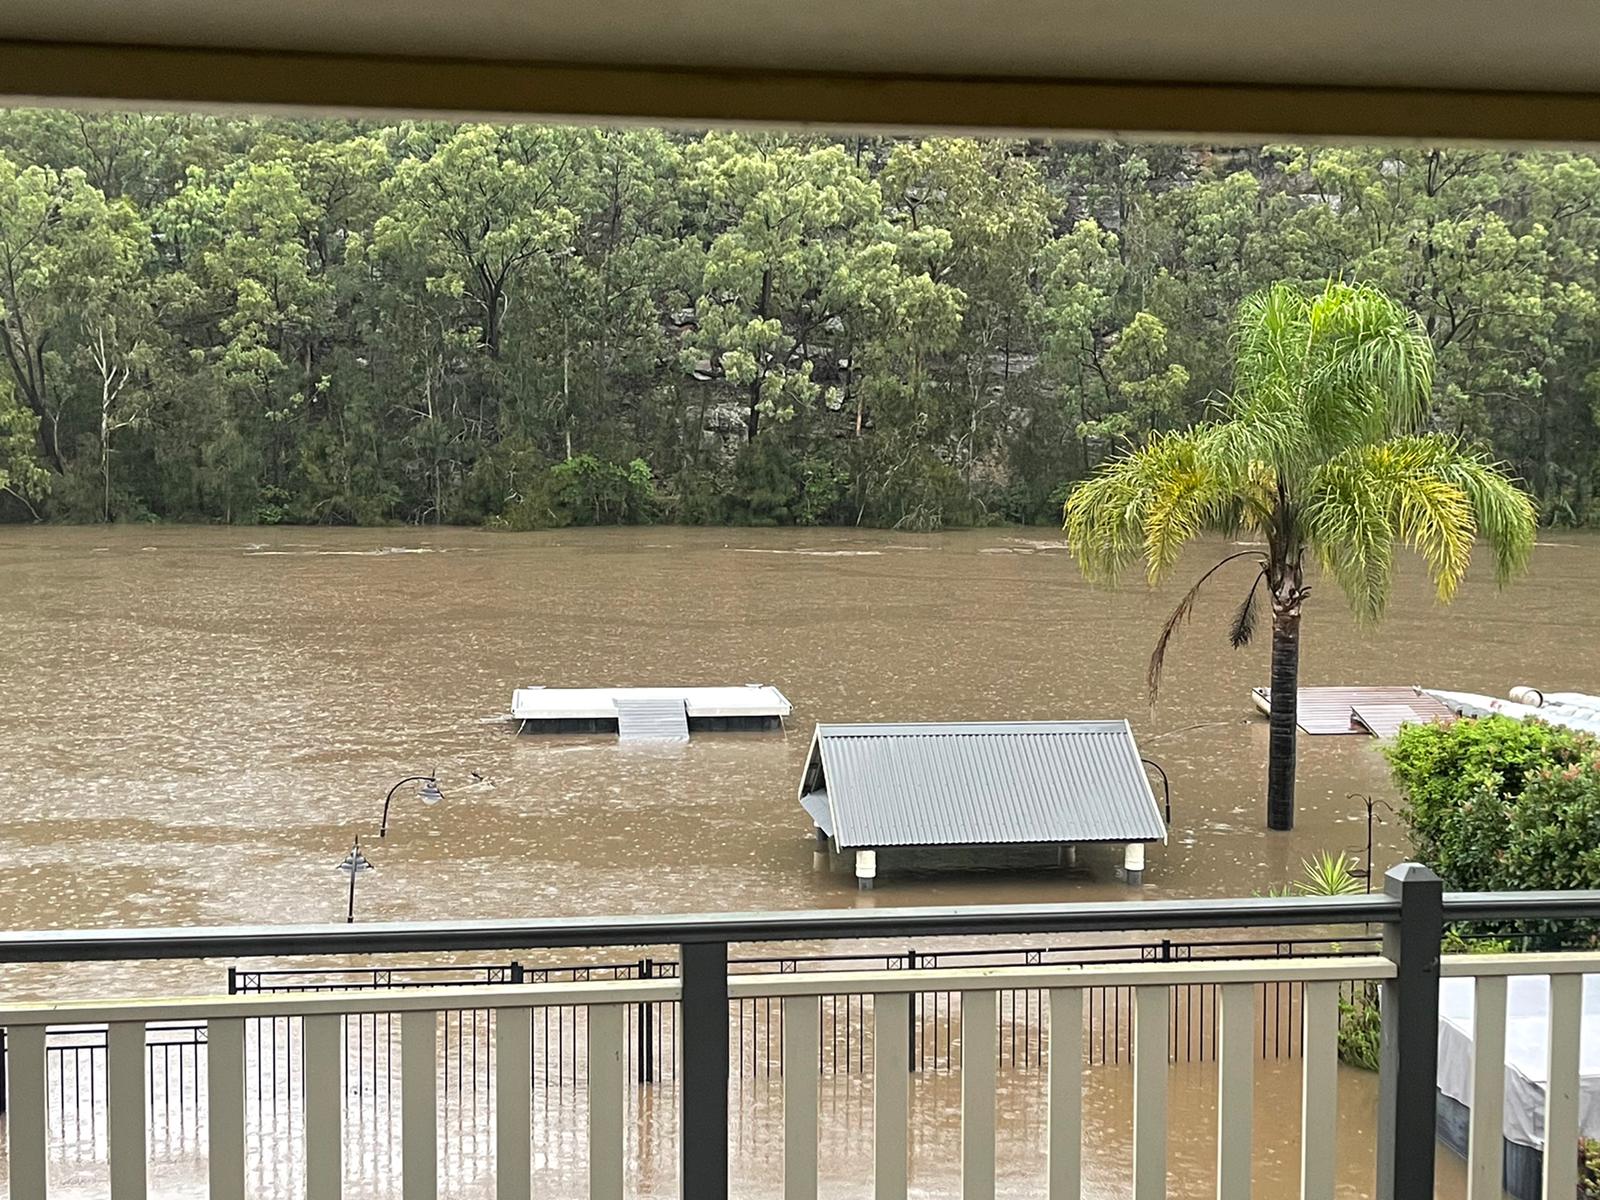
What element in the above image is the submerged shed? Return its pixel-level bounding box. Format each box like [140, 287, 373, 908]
[798, 720, 1167, 887]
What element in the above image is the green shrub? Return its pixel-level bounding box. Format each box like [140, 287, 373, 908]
[500, 454, 660, 529]
[1386, 715, 1600, 944]
[548, 455, 658, 525]
[1581, 1138, 1600, 1200]
[1387, 716, 1600, 890]
[1338, 985, 1381, 1071]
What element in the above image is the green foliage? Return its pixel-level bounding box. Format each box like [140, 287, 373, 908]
[1293, 851, 1365, 896]
[1581, 1138, 1600, 1200]
[1388, 715, 1600, 943]
[549, 455, 658, 526]
[1064, 282, 1535, 607]
[0, 381, 48, 512]
[502, 455, 658, 528]
[1385, 715, 1600, 891]
[1263, 850, 1365, 898]
[1337, 985, 1382, 1071]
[0, 117, 1594, 531]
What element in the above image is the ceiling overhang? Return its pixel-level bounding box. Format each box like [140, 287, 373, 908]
[4, 2, 1600, 142]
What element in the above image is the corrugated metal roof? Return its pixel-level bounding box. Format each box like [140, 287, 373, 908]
[799, 721, 1166, 850]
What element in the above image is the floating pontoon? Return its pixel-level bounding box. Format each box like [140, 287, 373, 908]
[510, 685, 792, 741]
[1249, 686, 1454, 736]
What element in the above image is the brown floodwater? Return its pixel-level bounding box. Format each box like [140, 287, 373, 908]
[2, 524, 1592, 1198]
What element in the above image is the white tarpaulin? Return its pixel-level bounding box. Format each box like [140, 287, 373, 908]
[1437, 974, 1600, 1148]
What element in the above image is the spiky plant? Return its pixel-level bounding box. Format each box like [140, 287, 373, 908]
[1064, 281, 1536, 830]
[1293, 850, 1366, 897]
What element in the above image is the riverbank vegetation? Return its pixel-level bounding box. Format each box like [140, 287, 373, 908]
[1, 114, 1597, 527]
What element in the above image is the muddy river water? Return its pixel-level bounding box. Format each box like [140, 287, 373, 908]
[3, 525, 1594, 1197]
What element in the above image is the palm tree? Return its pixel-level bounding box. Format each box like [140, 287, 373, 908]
[1063, 281, 1537, 831]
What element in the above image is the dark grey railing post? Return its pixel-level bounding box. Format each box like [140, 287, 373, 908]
[906, 949, 918, 1072]
[1376, 862, 1443, 1200]
[638, 957, 655, 1084]
[681, 940, 729, 1199]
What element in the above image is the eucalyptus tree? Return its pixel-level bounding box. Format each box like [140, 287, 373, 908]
[1063, 281, 1537, 830]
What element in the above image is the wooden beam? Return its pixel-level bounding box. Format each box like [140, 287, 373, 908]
[4, 38, 1600, 144]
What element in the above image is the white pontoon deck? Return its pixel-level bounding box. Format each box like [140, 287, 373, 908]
[511, 685, 792, 739]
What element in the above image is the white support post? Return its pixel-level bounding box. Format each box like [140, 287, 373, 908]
[962, 990, 997, 1200]
[304, 1013, 343, 1200]
[783, 996, 820, 1199]
[107, 1020, 148, 1200]
[1216, 984, 1254, 1200]
[1300, 982, 1339, 1200]
[1123, 843, 1145, 885]
[6, 1025, 48, 1200]
[588, 1005, 625, 1200]
[856, 849, 878, 890]
[1467, 976, 1507, 1200]
[874, 992, 909, 1200]
[401, 1011, 438, 1200]
[207, 1017, 247, 1200]
[1543, 974, 1582, 1200]
[495, 1008, 533, 1200]
[1131, 986, 1167, 1200]
[1047, 989, 1083, 1200]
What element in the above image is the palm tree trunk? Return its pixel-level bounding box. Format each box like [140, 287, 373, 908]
[1266, 593, 1302, 831]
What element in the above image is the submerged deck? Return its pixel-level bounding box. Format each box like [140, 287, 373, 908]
[1250, 685, 1454, 735]
[511, 685, 792, 736]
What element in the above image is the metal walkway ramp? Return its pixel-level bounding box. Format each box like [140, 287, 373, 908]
[613, 696, 690, 742]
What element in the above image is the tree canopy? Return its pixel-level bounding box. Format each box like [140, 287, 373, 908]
[1062, 281, 1537, 828]
[0, 116, 1591, 528]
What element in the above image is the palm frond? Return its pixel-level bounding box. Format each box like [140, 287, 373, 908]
[1229, 282, 1435, 473]
[1302, 455, 1397, 622]
[1229, 570, 1267, 649]
[1062, 428, 1240, 585]
[1402, 436, 1538, 583]
[1304, 433, 1535, 619]
[1147, 550, 1266, 700]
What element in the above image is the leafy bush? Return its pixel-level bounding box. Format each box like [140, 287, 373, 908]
[254, 485, 293, 526]
[1338, 986, 1381, 1071]
[1581, 1138, 1600, 1200]
[500, 455, 659, 529]
[1386, 716, 1600, 892]
[1387, 715, 1600, 945]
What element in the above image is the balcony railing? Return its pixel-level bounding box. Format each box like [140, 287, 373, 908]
[1, 863, 1598, 1200]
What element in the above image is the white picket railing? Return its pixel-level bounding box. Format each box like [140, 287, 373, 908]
[2, 956, 1408, 1200]
[1441, 952, 1599, 1200]
[0, 979, 676, 1200]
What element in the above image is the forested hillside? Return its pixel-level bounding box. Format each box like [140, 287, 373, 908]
[1, 113, 1596, 527]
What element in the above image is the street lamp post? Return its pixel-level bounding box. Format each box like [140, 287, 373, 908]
[336, 836, 375, 922]
[379, 774, 444, 838]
